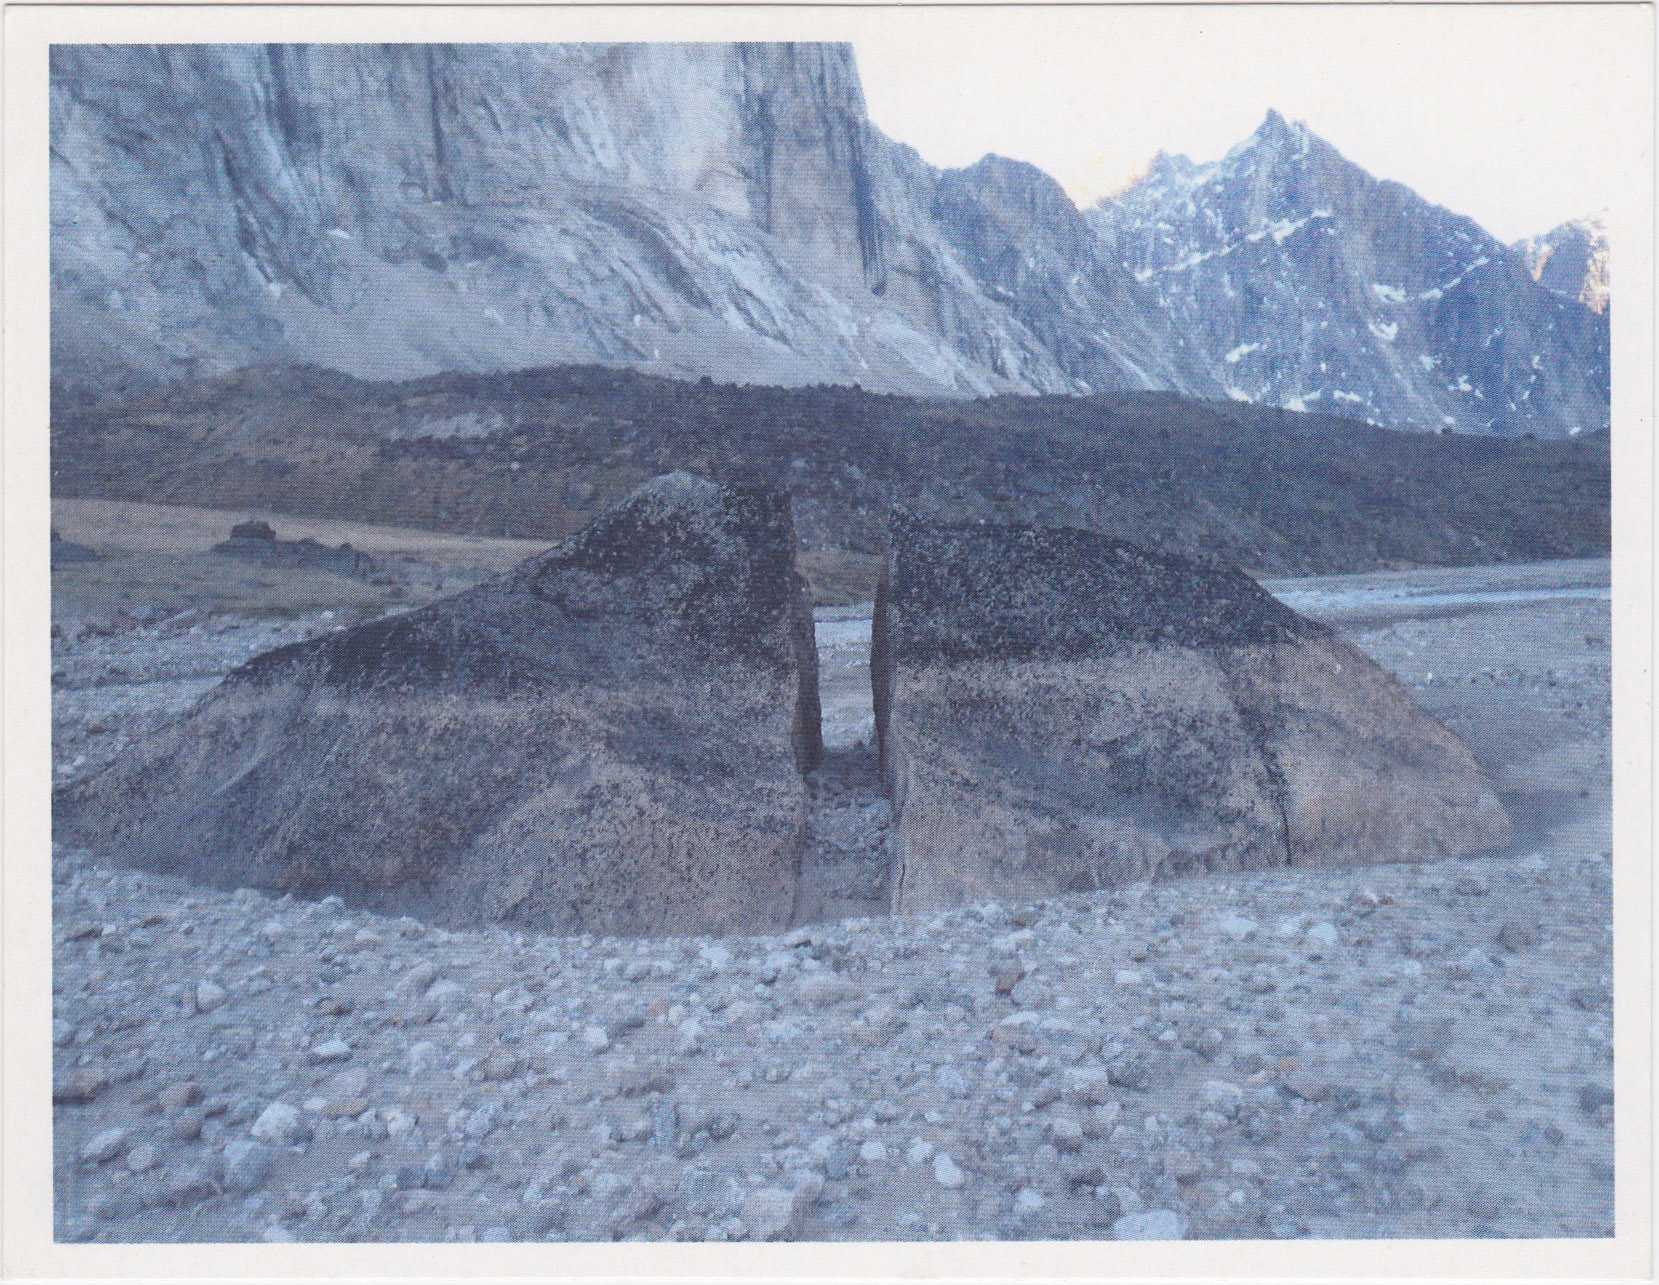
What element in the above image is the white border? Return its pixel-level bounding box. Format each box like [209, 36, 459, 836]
[4, 6, 1652, 1279]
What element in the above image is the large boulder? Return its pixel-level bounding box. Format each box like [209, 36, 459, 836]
[872, 513, 1512, 913]
[56, 473, 823, 937]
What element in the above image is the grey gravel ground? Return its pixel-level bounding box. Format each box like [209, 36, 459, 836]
[51, 560, 1614, 1242]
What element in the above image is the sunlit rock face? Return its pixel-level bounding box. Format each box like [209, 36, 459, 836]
[873, 512, 1513, 913]
[55, 474, 825, 938]
[1515, 213, 1610, 316]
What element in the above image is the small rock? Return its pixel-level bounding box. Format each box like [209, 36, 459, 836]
[195, 980, 227, 1014]
[1063, 1067, 1114, 1105]
[424, 1152, 457, 1190]
[990, 961, 1025, 995]
[250, 1101, 301, 1145]
[1304, 923, 1339, 950]
[221, 1139, 273, 1193]
[55, 1069, 109, 1104]
[1113, 1209, 1188, 1240]
[80, 1127, 129, 1164]
[1578, 1085, 1614, 1116]
[318, 1067, 370, 1118]
[932, 1153, 964, 1188]
[310, 1037, 352, 1062]
[158, 1081, 203, 1112]
[1283, 1068, 1328, 1102]
[158, 1164, 215, 1208]
[859, 1140, 888, 1164]
[581, 1025, 611, 1053]
[1049, 1117, 1084, 1152]
[741, 1186, 801, 1241]
[125, 1143, 157, 1173]
[1199, 1080, 1244, 1115]
[408, 1040, 440, 1074]
[1495, 921, 1540, 952]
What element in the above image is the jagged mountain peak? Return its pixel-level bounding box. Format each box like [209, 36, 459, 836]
[1515, 211, 1610, 314]
[1089, 117, 1609, 437]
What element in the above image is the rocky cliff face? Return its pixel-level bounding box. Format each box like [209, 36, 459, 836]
[1515, 213, 1610, 315]
[52, 46, 1610, 438]
[1088, 112, 1611, 438]
[51, 43, 1097, 405]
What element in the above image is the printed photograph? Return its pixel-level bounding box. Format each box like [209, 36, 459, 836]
[42, 18, 1624, 1248]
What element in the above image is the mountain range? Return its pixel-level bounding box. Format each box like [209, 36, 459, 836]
[50, 43, 1610, 437]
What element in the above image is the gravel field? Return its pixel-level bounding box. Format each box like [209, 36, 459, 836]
[50, 558, 1614, 1243]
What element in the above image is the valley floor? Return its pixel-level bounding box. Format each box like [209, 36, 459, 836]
[49, 532, 1614, 1243]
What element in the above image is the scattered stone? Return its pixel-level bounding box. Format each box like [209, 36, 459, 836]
[55, 1069, 109, 1105]
[932, 1153, 965, 1188]
[1113, 1209, 1188, 1240]
[1305, 922, 1339, 949]
[194, 980, 227, 1014]
[1495, 921, 1541, 952]
[310, 1038, 352, 1062]
[1578, 1085, 1614, 1116]
[220, 1139, 273, 1193]
[1049, 1117, 1084, 1152]
[158, 1081, 203, 1112]
[80, 1127, 129, 1164]
[250, 1101, 302, 1145]
[741, 1187, 803, 1241]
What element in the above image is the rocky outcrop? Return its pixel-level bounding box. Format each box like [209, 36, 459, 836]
[873, 513, 1512, 913]
[211, 521, 381, 579]
[54, 473, 823, 937]
[51, 528, 99, 564]
[51, 47, 1608, 438]
[1515, 213, 1610, 315]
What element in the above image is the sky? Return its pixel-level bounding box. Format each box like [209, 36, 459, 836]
[852, 7, 1633, 244]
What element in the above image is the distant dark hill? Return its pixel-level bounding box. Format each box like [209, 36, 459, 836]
[50, 363, 1610, 580]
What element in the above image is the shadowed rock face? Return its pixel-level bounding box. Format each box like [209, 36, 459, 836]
[56, 473, 823, 938]
[873, 512, 1512, 913]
